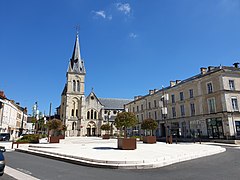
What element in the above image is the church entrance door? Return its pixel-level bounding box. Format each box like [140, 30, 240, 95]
[87, 128, 91, 136]
[92, 128, 96, 136]
[86, 121, 97, 136]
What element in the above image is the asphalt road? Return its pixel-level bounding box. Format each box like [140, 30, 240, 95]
[3, 145, 240, 180]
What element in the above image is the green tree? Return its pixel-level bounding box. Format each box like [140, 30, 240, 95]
[100, 124, 111, 134]
[47, 119, 63, 136]
[141, 118, 158, 136]
[115, 112, 137, 138]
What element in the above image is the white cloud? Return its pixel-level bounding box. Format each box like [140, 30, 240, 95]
[92, 10, 112, 20]
[129, 33, 137, 39]
[116, 3, 131, 15]
[94, 10, 106, 19]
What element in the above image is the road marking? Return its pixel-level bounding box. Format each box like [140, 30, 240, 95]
[5, 166, 40, 180]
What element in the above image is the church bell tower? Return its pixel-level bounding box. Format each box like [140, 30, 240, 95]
[60, 33, 86, 136]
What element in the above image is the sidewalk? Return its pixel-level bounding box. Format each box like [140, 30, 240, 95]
[1, 137, 227, 169]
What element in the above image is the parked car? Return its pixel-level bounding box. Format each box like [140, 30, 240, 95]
[0, 146, 5, 176]
[0, 133, 10, 141]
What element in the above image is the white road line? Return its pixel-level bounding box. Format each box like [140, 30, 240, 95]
[5, 166, 40, 180]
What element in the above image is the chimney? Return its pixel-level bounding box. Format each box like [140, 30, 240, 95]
[233, 62, 239, 68]
[200, 67, 207, 75]
[0, 91, 6, 99]
[208, 66, 214, 72]
[176, 80, 181, 84]
[170, 81, 176, 87]
[134, 96, 142, 100]
[149, 90, 154, 95]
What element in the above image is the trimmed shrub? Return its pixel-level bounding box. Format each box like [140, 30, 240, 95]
[17, 134, 40, 143]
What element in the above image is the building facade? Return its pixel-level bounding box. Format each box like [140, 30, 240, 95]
[125, 64, 240, 139]
[60, 34, 131, 137]
[0, 91, 28, 139]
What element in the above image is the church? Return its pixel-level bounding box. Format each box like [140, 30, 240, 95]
[60, 33, 132, 137]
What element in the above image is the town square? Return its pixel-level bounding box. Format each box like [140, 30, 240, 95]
[1, 0, 240, 179]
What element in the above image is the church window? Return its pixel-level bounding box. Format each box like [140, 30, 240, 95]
[113, 110, 117, 114]
[72, 122, 76, 130]
[91, 109, 94, 119]
[76, 109, 78, 117]
[87, 111, 90, 119]
[73, 80, 76, 91]
[77, 80, 80, 92]
[94, 111, 97, 119]
[71, 109, 74, 116]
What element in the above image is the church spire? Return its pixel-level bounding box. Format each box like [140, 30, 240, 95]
[68, 33, 86, 74]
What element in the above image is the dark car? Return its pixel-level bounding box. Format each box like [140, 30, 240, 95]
[0, 133, 10, 141]
[0, 146, 5, 176]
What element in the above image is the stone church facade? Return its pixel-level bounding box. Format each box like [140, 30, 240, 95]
[60, 34, 131, 137]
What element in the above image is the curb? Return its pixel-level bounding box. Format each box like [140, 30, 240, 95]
[15, 146, 226, 169]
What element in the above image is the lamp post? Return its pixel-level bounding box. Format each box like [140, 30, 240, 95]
[160, 88, 169, 143]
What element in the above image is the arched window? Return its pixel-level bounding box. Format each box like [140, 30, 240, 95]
[71, 109, 74, 117]
[73, 80, 76, 91]
[76, 109, 78, 117]
[77, 80, 80, 92]
[94, 111, 97, 119]
[91, 109, 94, 119]
[72, 122, 76, 130]
[87, 111, 90, 119]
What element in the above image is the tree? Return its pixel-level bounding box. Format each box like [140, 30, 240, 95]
[47, 119, 63, 136]
[100, 124, 111, 134]
[115, 112, 137, 138]
[141, 118, 158, 136]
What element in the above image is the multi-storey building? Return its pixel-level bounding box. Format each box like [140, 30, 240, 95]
[60, 34, 131, 137]
[125, 64, 240, 139]
[0, 91, 28, 139]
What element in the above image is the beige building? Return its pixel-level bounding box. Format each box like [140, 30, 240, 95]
[0, 91, 28, 139]
[60, 34, 131, 137]
[125, 64, 240, 139]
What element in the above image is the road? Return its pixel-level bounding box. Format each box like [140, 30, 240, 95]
[3, 145, 240, 180]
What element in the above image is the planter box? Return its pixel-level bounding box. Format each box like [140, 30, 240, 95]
[49, 136, 60, 143]
[143, 136, 156, 144]
[102, 134, 110, 139]
[118, 138, 136, 150]
[58, 135, 65, 139]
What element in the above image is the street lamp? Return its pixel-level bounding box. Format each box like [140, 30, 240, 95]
[160, 90, 169, 143]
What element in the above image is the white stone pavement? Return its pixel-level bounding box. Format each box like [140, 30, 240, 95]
[0, 137, 227, 169]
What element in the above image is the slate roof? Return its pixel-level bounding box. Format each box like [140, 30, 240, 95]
[99, 98, 132, 110]
[68, 34, 86, 74]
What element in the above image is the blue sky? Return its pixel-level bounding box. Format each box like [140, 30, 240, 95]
[1, 0, 240, 115]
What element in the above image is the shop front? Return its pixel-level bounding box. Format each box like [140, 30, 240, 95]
[206, 118, 224, 139]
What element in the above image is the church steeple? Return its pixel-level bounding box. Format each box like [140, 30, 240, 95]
[68, 33, 86, 74]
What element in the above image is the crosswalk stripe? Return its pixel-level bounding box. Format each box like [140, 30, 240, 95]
[5, 166, 40, 180]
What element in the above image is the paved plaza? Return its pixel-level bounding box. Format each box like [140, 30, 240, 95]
[0, 137, 226, 169]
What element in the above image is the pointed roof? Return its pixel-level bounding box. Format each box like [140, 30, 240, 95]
[68, 34, 86, 74]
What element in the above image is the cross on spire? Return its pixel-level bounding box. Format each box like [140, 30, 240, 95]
[75, 25, 80, 35]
